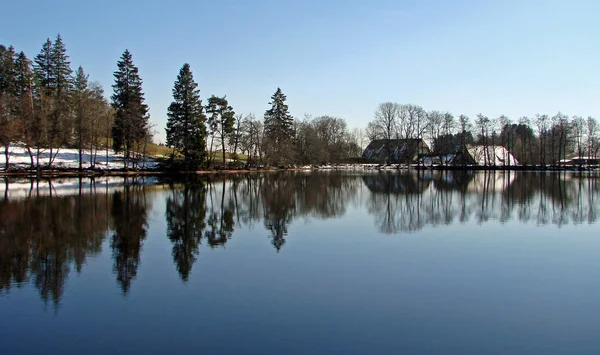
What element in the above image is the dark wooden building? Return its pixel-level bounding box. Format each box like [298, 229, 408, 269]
[362, 139, 430, 163]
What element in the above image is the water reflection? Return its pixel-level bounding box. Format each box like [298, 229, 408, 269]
[166, 183, 206, 282]
[0, 178, 113, 308]
[0, 171, 598, 307]
[110, 185, 150, 294]
[364, 171, 599, 233]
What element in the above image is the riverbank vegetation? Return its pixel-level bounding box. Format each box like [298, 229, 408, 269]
[1, 35, 599, 173]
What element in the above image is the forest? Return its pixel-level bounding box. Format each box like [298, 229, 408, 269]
[1, 35, 599, 171]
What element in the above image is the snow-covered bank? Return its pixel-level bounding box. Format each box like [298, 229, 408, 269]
[0, 144, 158, 170]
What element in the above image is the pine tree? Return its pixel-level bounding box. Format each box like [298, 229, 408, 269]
[263, 87, 294, 165]
[165, 63, 207, 169]
[111, 49, 149, 169]
[206, 95, 234, 166]
[73, 66, 90, 170]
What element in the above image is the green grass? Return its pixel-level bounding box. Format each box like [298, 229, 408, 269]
[207, 151, 248, 162]
[101, 138, 247, 161]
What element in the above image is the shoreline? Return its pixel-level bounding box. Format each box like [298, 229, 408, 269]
[0, 164, 597, 178]
[0, 169, 280, 178]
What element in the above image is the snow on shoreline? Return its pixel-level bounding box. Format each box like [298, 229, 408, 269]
[0, 144, 157, 170]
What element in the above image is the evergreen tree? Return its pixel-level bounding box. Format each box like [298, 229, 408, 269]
[33, 39, 53, 90]
[263, 87, 294, 165]
[0, 45, 18, 169]
[51, 34, 73, 130]
[165, 63, 207, 169]
[13, 51, 38, 168]
[73, 66, 90, 169]
[111, 49, 149, 169]
[0, 45, 17, 93]
[49, 34, 73, 163]
[31, 39, 54, 161]
[14, 52, 32, 96]
[206, 95, 234, 166]
[31, 35, 73, 166]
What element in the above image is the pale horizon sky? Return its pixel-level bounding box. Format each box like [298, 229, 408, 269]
[2, 0, 599, 143]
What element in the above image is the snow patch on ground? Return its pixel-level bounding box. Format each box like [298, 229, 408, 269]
[0, 144, 158, 170]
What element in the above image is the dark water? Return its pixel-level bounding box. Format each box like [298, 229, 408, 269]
[1, 171, 599, 355]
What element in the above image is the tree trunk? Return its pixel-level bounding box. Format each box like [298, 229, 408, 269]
[222, 140, 226, 167]
[106, 115, 110, 168]
[27, 146, 35, 169]
[208, 135, 215, 168]
[36, 147, 41, 176]
[3, 144, 10, 171]
[49, 147, 60, 167]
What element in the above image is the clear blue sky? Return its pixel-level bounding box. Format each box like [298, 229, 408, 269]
[1, 0, 599, 143]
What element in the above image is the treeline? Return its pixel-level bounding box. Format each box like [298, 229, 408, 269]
[0, 36, 154, 171]
[367, 102, 600, 166]
[165, 79, 363, 169]
[4, 35, 599, 171]
[1, 35, 364, 172]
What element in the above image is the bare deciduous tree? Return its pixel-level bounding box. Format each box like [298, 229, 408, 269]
[371, 102, 399, 161]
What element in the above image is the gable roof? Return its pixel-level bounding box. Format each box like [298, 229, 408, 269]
[466, 145, 519, 166]
[363, 139, 429, 161]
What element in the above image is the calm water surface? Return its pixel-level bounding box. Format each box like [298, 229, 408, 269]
[1, 171, 599, 354]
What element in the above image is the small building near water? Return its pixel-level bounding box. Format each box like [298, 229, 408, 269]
[559, 156, 600, 166]
[362, 139, 430, 163]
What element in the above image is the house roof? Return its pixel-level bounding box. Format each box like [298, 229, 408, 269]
[465, 145, 518, 166]
[362, 139, 429, 160]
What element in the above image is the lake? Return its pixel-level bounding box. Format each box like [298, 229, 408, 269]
[1, 171, 599, 354]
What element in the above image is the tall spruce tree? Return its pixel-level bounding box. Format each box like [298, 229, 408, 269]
[14, 51, 32, 97]
[32, 35, 73, 166]
[33, 39, 53, 90]
[0, 45, 18, 169]
[73, 66, 90, 169]
[50, 35, 73, 162]
[51, 35, 72, 101]
[0, 45, 17, 93]
[32, 38, 54, 163]
[206, 95, 234, 166]
[14, 51, 38, 168]
[263, 87, 294, 165]
[111, 49, 149, 169]
[166, 63, 207, 169]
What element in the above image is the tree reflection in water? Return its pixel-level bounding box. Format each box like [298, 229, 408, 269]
[0, 171, 598, 307]
[166, 181, 206, 282]
[0, 178, 113, 309]
[110, 183, 150, 295]
[362, 170, 599, 233]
